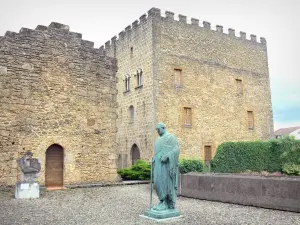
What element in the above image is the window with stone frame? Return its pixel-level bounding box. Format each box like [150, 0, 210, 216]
[236, 79, 243, 96]
[135, 69, 143, 87]
[204, 145, 212, 168]
[124, 75, 130, 92]
[174, 69, 182, 87]
[184, 107, 192, 127]
[129, 105, 134, 122]
[247, 111, 254, 129]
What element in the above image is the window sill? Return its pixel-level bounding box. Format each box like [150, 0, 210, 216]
[184, 124, 192, 128]
[248, 128, 254, 130]
[135, 85, 143, 90]
[123, 90, 130, 95]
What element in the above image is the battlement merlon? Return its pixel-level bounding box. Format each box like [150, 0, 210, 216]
[49, 22, 70, 31]
[1, 22, 116, 58]
[105, 7, 267, 46]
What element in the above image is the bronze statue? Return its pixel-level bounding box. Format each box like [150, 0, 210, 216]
[152, 122, 180, 211]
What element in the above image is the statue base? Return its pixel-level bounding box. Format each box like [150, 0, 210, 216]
[15, 182, 39, 199]
[140, 208, 183, 222]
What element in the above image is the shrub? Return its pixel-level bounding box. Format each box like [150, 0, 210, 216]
[278, 137, 300, 165]
[117, 159, 151, 180]
[277, 136, 300, 175]
[179, 158, 203, 174]
[282, 163, 300, 175]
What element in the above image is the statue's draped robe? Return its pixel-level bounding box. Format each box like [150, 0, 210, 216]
[153, 132, 180, 205]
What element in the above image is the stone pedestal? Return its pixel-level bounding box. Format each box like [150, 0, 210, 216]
[15, 182, 40, 199]
[140, 208, 183, 222]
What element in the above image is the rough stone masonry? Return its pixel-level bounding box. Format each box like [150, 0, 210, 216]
[0, 22, 118, 186]
[0, 7, 274, 186]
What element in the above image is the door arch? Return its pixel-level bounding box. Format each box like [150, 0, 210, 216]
[45, 144, 64, 187]
[130, 144, 140, 165]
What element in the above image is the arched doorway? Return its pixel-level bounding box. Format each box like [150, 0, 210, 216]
[45, 144, 64, 187]
[130, 144, 140, 165]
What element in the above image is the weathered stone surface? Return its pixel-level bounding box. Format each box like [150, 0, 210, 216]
[15, 182, 39, 199]
[181, 173, 300, 212]
[0, 23, 118, 186]
[0, 66, 7, 75]
[106, 8, 273, 165]
[106, 15, 156, 168]
[154, 13, 273, 158]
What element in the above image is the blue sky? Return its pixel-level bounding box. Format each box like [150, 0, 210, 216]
[0, 0, 299, 131]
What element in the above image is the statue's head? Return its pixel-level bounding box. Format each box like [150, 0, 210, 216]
[156, 122, 166, 136]
[24, 151, 33, 159]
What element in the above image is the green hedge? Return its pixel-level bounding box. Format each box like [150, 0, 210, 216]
[117, 160, 151, 180]
[211, 141, 282, 173]
[211, 137, 300, 174]
[179, 159, 204, 174]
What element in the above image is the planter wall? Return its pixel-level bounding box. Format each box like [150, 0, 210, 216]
[180, 173, 300, 212]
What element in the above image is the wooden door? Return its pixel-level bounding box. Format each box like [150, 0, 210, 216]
[45, 144, 64, 187]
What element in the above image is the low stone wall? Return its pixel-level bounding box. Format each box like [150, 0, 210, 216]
[180, 173, 300, 212]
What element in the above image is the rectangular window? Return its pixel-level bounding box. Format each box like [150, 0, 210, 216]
[184, 107, 192, 126]
[204, 145, 212, 161]
[124, 75, 130, 92]
[247, 111, 254, 129]
[137, 69, 143, 87]
[236, 79, 243, 95]
[204, 145, 212, 169]
[174, 69, 182, 87]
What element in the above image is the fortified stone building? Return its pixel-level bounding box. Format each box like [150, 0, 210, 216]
[105, 8, 273, 169]
[0, 8, 273, 186]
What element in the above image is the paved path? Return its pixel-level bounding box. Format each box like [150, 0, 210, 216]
[0, 184, 299, 225]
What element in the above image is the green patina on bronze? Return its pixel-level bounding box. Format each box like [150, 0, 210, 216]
[143, 122, 181, 220]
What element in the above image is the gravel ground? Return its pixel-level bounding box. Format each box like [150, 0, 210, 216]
[0, 184, 299, 225]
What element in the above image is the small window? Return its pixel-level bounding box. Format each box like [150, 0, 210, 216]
[184, 107, 192, 126]
[136, 69, 143, 87]
[204, 145, 212, 168]
[130, 47, 133, 58]
[247, 111, 254, 129]
[236, 79, 243, 95]
[124, 75, 130, 92]
[129, 105, 134, 121]
[174, 69, 182, 87]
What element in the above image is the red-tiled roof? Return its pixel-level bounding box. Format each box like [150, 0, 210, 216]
[274, 126, 300, 136]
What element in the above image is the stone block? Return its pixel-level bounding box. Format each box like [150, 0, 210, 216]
[15, 182, 39, 199]
[0, 66, 7, 75]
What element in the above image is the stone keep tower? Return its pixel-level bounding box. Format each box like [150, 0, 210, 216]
[104, 8, 273, 168]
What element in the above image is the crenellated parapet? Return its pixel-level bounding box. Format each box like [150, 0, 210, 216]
[102, 7, 267, 51]
[1, 22, 107, 54]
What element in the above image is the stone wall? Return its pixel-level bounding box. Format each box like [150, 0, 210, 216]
[181, 173, 300, 212]
[151, 8, 273, 158]
[104, 10, 157, 168]
[0, 23, 118, 186]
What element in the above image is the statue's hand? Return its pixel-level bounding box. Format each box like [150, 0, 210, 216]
[161, 155, 168, 162]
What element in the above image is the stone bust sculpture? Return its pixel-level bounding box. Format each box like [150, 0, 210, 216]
[17, 152, 41, 183]
[152, 122, 180, 211]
